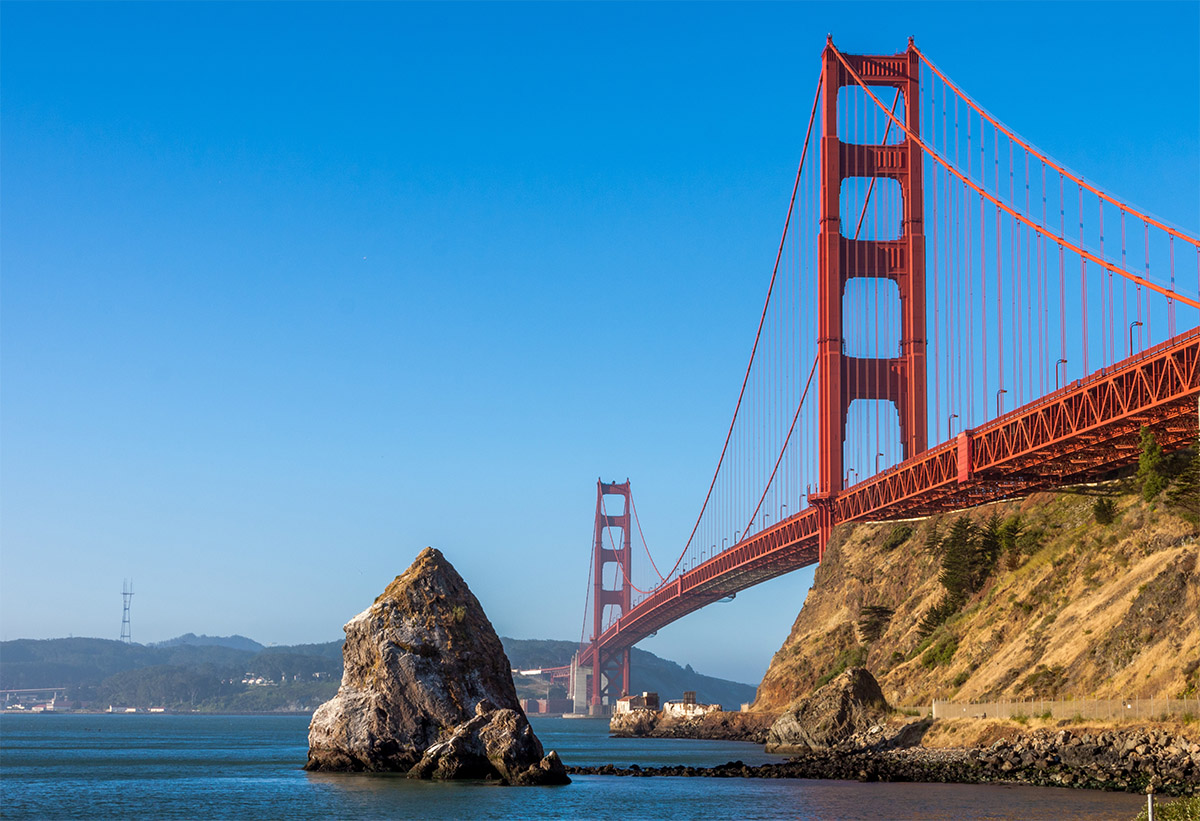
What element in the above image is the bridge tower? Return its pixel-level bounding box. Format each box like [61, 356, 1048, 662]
[814, 38, 927, 556]
[589, 478, 632, 711]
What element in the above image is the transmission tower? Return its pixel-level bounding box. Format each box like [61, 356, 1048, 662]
[120, 579, 133, 643]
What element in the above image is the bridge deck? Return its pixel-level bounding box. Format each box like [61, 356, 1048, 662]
[585, 329, 1199, 666]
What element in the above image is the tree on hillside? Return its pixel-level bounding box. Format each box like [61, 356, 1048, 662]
[976, 515, 1004, 583]
[1138, 425, 1167, 501]
[937, 516, 978, 604]
[1166, 448, 1200, 521]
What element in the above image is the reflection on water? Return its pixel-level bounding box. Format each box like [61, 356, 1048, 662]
[0, 714, 1145, 820]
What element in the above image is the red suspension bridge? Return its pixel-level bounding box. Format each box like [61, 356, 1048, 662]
[570, 38, 1200, 714]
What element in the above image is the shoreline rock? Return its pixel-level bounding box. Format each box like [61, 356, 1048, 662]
[609, 709, 775, 744]
[305, 547, 568, 785]
[567, 724, 1199, 796]
[766, 667, 889, 753]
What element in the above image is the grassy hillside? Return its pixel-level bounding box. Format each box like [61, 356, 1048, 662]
[754, 453, 1199, 713]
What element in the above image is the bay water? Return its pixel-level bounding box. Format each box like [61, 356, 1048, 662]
[0, 714, 1144, 819]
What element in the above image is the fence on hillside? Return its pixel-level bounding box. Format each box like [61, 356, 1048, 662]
[931, 696, 1200, 722]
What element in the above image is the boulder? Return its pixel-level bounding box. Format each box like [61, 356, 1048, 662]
[409, 699, 568, 785]
[765, 667, 890, 753]
[305, 547, 568, 785]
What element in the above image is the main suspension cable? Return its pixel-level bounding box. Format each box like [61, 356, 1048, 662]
[830, 44, 1200, 309]
[674, 68, 825, 573]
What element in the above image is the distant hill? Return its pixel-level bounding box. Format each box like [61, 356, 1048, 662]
[0, 634, 757, 713]
[0, 637, 342, 712]
[152, 633, 265, 653]
[500, 637, 758, 710]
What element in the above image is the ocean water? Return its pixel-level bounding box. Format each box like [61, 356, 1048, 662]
[0, 714, 1145, 820]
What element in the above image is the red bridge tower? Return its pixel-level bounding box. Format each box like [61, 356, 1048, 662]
[589, 478, 632, 711]
[814, 39, 928, 555]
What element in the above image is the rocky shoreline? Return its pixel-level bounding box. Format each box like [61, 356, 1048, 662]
[609, 709, 775, 744]
[569, 725, 1199, 796]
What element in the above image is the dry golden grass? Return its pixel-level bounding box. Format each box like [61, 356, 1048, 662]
[753, 478, 1200, 715]
[920, 716, 1200, 749]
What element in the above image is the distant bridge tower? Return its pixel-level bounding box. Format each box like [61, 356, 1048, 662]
[814, 38, 928, 556]
[120, 579, 133, 644]
[589, 479, 632, 711]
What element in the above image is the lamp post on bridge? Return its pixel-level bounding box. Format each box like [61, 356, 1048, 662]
[875, 452, 884, 475]
[1129, 321, 1143, 357]
[1055, 358, 1068, 390]
[996, 388, 1008, 418]
[948, 413, 958, 441]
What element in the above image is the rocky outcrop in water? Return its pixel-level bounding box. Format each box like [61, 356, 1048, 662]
[766, 667, 889, 753]
[305, 547, 568, 785]
[609, 709, 775, 743]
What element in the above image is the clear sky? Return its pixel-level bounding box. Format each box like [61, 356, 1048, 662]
[2, 2, 1197, 686]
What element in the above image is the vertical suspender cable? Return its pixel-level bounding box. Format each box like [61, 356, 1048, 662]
[1079, 186, 1088, 373]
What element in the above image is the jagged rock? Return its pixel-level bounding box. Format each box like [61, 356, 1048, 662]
[305, 547, 568, 784]
[409, 699, 568, 785]
[765, 667, 890, 753]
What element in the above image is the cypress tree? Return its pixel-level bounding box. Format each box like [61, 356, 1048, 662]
[938, 516, 976, 603]
[1138, 426, 1166, 501]
[1166, 448, 1200, 520]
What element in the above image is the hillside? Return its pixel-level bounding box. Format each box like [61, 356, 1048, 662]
[0, 636, 345, 712]
[0, 633, 755, 713]
[753, 454, 1200, 713]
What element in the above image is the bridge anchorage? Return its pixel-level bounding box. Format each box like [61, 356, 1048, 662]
[571, 38, 1200, 715]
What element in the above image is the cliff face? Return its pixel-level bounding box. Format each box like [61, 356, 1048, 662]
[753, 480, 1200, 713]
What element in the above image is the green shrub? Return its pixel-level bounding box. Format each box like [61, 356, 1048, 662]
[1092, 497, 1116, 525]
[882, 525, 914, 552]
[815, 644, 868, 689]
[1134, 795, 1200, 821]
[920, 634, 958, 669]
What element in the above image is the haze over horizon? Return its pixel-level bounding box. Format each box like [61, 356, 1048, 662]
[3, 2, 1197, 686]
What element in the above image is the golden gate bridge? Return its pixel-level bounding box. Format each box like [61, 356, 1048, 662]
[570, 38, 1199, 714]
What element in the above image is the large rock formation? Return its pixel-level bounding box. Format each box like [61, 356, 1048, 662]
[766, 667, 889, 753]
[305, 547, 568, 785]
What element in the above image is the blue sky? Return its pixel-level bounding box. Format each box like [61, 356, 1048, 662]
[3, 2, 1197, 686]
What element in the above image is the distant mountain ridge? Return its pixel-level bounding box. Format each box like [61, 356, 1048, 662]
[151, 633, 265, 653]
[0, 634, 757, 713]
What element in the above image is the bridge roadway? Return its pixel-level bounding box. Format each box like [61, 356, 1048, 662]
[584, 328, 1200, 671]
